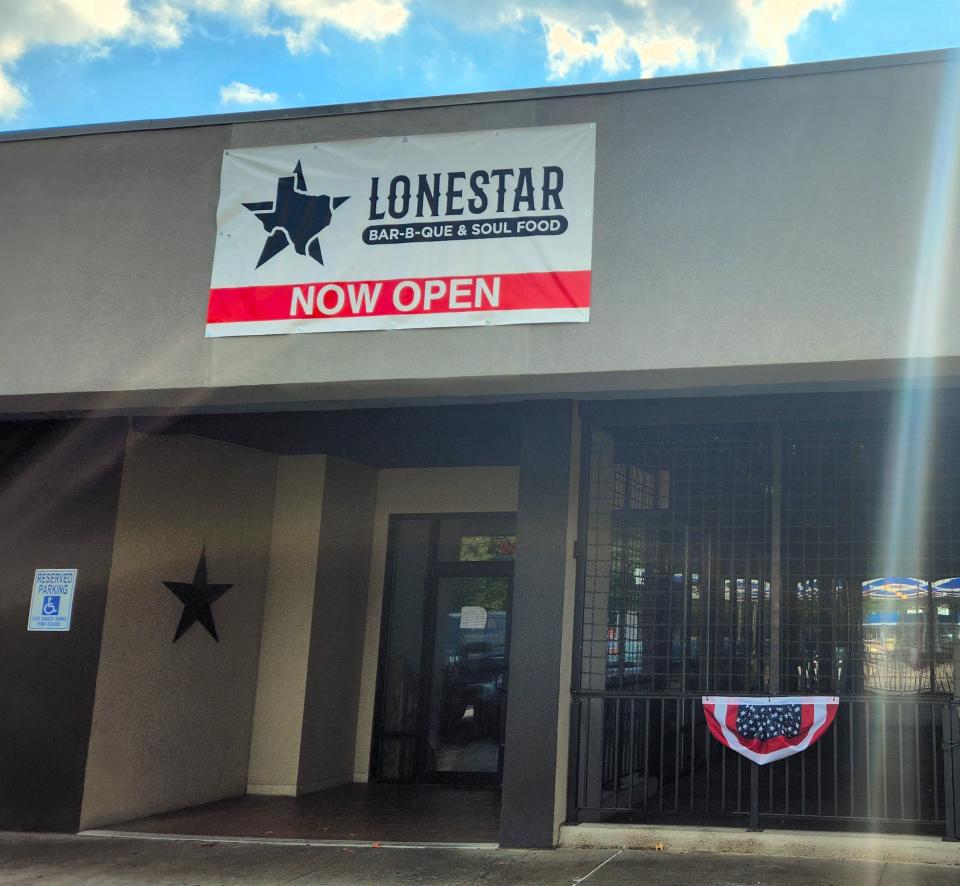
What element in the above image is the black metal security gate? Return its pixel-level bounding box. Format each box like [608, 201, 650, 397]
[570, 404, 960, 835]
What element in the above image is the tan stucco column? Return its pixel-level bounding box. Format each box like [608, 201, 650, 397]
[247, 454, 377, 796]
[246, 455, 328, 795]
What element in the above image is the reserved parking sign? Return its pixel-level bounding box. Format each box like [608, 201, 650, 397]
[27, 569, 77, 632]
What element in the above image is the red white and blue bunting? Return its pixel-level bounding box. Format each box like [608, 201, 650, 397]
[702, 696, 839, 765]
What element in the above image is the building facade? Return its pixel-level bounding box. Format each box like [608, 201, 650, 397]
[2, 49, 959, 847]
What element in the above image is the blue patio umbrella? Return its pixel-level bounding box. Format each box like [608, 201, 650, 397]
[864, 611, 900, 625]
[861, 577, 928, 598]
[932, 577, 960, 596]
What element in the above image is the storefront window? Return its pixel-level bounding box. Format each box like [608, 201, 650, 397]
[583, 422, 772, 694]
[780, 421, 958, 696]
[580, 415, 960, 698]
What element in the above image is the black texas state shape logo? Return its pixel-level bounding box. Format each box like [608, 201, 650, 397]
[243, 161, 349, 268]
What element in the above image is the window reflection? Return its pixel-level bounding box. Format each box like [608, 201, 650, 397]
[458, 535, 517, 561]
[438, 515, 517, 561]
[861, 577, 928, 694]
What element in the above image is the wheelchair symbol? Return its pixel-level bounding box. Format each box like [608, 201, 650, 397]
[42, 596, 60, 616]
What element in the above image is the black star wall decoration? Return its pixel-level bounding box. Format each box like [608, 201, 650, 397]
[162, 547, 233, 643]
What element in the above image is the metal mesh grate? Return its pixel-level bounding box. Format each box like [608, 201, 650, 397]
[781, 419, 958, 697]
[580, 423, 772, 694]
[573, 410, 958, 831]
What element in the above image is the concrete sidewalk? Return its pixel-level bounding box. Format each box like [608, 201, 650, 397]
[0, 832, 958, 885]
[560, 823, 960, 867]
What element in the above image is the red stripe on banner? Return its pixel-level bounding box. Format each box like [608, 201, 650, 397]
[703, 703, 725, 746]
[800, 701, 815, 733]
[206, 270, 591, 324]
[735, 731, 792, 754]
[724, 704, 739, 734]
[808, 703, 839, 747]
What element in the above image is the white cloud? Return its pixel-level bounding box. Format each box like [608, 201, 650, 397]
[0, 0, 848, 122]
[540, 14, 704, 79]
[541, 16, 627, 78]
[189, 1, 410, 52]
[738, 0, 845, 66]
[0, 0, 411, 120]
[220, 80, 278, 105]
[435, 0, 846, 79]
[0, 66, 25, 117]
[128, 1, 189, 49]
[0, 0, 170, 118]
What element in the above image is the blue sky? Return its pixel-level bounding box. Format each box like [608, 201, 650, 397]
[1, 1, 958, 132]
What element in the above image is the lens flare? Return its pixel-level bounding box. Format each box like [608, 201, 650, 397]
[877, 57, 960, 583]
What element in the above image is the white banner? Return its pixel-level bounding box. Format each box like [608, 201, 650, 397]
[207, 123, 596, 337]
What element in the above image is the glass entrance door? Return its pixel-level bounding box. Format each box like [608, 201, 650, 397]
[424, 574, 510, 783]
[372, 513, 515, 785]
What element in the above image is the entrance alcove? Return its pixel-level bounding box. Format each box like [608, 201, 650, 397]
[79, 403, 571, 845]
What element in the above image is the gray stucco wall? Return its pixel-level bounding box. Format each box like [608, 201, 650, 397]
[2, 52, 959, 412]
[0, 419, 127, 831]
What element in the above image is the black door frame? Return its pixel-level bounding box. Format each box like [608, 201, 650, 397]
[371, 512, 515, 786]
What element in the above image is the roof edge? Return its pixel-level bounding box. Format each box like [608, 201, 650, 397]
[1, 47, 957, 144]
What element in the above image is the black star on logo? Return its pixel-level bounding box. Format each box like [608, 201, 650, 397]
[243, 161, 349, 268]
[163, 548, 233, 643]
